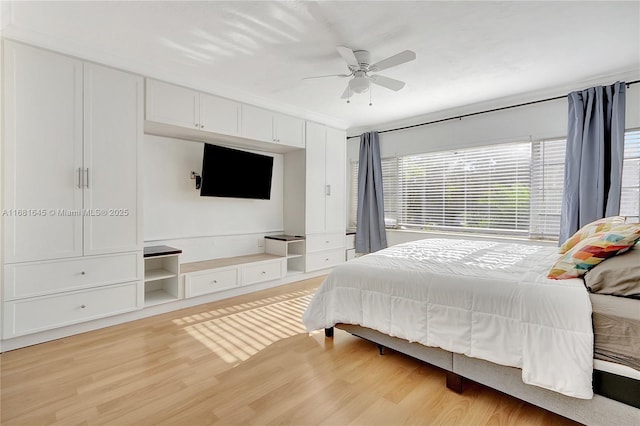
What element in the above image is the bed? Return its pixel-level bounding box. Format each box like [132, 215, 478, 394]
[302, 237, 640, 425]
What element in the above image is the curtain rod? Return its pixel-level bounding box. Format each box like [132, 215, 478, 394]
[346, 79, 640, 139]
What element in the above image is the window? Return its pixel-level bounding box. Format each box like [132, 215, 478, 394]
[621, 129, 640, 222]
[530, 139, 566, 239]
[397, 143, 531, 235]
[350, 130, 640, 240]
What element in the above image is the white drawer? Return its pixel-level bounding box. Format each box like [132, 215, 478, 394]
[306, 233, 345, 253]
[241, 260, 284, 286]
[4, 252, 142, 300]
[3, 281, 142, 338]
[185, 268, 238, 298]
[305, 248, 345, 272]
[346, 234, 356, 250]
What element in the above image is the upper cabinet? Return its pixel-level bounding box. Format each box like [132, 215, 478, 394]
[241, 105, 305, 149]
[199, 93, 242, 137]
[145, 79, 241, 137]
[145, 79, 304, 151]
[3, 41, 143, 263]
[83, 63, 144, 256]
[3, 41, 84, 262]
[304, 122, 346, 235]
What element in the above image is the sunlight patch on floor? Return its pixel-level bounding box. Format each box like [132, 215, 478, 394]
[178, 289, 316, 363]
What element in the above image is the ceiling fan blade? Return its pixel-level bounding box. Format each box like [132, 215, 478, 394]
[336, 46, 359, 67]
[340, 83, 352, 99]
[303, 73, 350, 80]
[369, 50, 416, 72]
[370, 75, 406, 91]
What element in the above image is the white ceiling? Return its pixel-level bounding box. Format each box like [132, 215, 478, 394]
[1, 1, 639, 131]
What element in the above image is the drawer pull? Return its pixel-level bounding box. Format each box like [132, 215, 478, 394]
[212, 280, 217, 284]
[80, 271, 86, 275]
[325, 241, 330, 244]
[325, 258, 329, 261]
[80, 304, 87, 309]
[261, 271, 266, 274]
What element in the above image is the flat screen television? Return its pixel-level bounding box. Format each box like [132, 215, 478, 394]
[200, 144, 273, 200]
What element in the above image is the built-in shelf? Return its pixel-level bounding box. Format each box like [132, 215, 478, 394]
[143, 246, 182, 306]
[144, 268, 178, 282]
[265, 235, 305, 275]
[144, 289, 178, 307]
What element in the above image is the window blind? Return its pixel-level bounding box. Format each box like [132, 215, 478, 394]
[530, 139, 566, 239]
[621, 129, 640, 222]
[397, 143, 531, 235]
[349, 130, 640, 240]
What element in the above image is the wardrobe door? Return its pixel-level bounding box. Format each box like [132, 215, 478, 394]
[3, 41, 83, 263]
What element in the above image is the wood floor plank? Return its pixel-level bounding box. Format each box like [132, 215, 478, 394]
[1, 276, 579, 425]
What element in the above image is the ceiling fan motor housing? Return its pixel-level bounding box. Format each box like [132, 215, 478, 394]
[352, 50, 371, 70]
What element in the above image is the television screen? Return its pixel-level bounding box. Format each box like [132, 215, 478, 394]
[200, 144, 273, 200]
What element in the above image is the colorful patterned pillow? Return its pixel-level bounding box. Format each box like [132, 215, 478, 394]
[559, 216, 626, 254]
[548, 223, 640, 280]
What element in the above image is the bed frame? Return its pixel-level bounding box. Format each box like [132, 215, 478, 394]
[328, 324, 640, 426]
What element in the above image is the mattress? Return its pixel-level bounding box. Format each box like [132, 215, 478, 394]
[590, 293, 640, 371]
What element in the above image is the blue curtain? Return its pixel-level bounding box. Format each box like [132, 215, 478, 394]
[558, 81, 626, 243]
[355, 131, 387, 253]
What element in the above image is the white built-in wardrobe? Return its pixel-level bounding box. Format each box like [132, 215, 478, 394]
[2, 41, 143, 338]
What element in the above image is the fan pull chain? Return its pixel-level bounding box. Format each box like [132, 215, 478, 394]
[369, 85, 373, 106]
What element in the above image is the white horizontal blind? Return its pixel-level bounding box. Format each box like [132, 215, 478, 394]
[621, 129, 640, 222]
[530, 139, 566, 239]
[398, 143, 531, 235]
[349, 130, 640, 240]
[349, 161, 358, 228]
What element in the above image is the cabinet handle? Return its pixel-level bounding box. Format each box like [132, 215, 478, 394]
[80, 304, 87, 309]
[80, 271, 86, 275]
[212, 280, 217, 284]
[85, 168, 90, 188]
[77, 168, 83, 188]
[200, 125, 204, 129]
[261, 271, 266, 274]
[195, 123, 199, 128]
[326, 185, 331, 196]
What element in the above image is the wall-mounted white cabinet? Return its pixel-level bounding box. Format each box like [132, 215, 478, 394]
[241, 104, 305, 149]
[3, 41, 143, 263]
[283, 122, 347, 272]
[2, 41, 144, 339]
[2, 41, 84, 262]
[145, 79, 242, 137]
[304, 122, 347, 235]
[145, 79, 304, 151]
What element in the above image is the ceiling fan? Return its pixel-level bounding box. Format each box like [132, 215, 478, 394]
[305, 46, 416, 101]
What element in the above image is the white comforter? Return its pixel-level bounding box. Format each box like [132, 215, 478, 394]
[302, 238, 594, 399]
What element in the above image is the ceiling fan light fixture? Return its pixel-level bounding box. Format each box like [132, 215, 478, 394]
[349, 75, 369, 94]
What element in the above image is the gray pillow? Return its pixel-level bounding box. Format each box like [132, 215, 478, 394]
[584, 245, 640, 298]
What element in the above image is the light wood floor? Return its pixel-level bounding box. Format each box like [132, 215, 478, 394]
[1, 276, 579, 426]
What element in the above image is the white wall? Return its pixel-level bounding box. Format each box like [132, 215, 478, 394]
[348, 83, 639, 163]
[143, 134, 284, 262]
